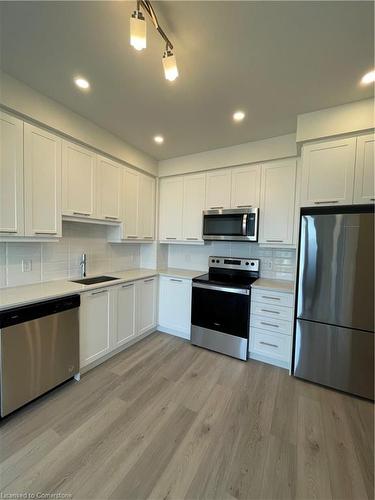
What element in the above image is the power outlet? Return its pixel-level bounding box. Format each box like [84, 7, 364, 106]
[22, 259, 32, 272]
[262, 258, 273, 271]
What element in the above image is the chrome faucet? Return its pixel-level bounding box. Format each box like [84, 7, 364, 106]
[80, 253, 87, 278]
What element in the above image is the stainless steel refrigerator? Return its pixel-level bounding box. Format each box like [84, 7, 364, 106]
[293, 205, 374, 400]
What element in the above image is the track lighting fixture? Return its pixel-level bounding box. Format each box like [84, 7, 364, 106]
[130, 1, 178, 81]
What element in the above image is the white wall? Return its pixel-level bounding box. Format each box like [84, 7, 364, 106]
[296, 98, 374, 144]
[167, 242, 296, 282]
[158, 133, 297, 177]
[0, 72, 157, 176]
[0, 222, 141, 288]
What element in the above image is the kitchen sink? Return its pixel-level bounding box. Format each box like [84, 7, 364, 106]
[71, 275, 120, 285]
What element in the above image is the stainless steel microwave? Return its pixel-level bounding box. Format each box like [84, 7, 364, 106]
[202, 208, 259, 241]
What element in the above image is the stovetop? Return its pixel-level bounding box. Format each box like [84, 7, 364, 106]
[192, 256, 260, 290]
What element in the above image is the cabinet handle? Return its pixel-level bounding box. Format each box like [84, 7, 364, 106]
[266, 239, 283, 243]
[0, 230, 17, 233]
[144, 278, 154, 283]
[170, 278, 183, 282]
[73, 211, 90, 216]
[261, 296, 280, 301]
[34, 231, 57, 235]
[105, 216, 118, 220]
[91, 289, 107, 295]
[166, 237, 177, 240]
[126, 236, 138, 239]
[371, 198, 375, 201]
[314, 200, 339, 205]
[210, 206, 224, 209]
[121, 283, 134, 288]
[143, 236, 153, 239]
[260, 341, 278, 348]
[261, 309, 280, 315]
[186, 237, 198, 240]
[237, 205, 252, 208]
[260, 321, 279, 328]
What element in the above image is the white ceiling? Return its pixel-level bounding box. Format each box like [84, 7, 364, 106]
[1, 1, 374, 160]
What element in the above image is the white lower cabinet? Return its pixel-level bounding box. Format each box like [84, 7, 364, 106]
[249, 287, 294, 369]
[158, 276, 192, 339]
[80, 288, 112, 368]
[80, 277, 158, 370]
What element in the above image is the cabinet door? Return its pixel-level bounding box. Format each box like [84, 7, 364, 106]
[159, 176, 184, 241]
[137, 277, 157, 335]
[301, 137, 356, 206]
[24, 123, 62, 237]
[183, 173, 206, 242]
[97, 156, 122, 220]
[353, 133, 375, 204]
[80, 288, 112, 368]
[259, 159, 296, 245]
[0, 112, 24, 236]
[139, 174, 155, 240]
[230, 164, 261, 208]
[122, 168, 140, 239]
[158, 277, 192, 338]
[205, 169, 231, 209]
[62, 141, 96, 218]
[114, 282, 136, 348]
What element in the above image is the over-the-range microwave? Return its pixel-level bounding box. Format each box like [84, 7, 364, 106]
[202, 208, 259, 242]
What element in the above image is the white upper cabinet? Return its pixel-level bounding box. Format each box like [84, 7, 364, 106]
[0, 112, 24, 236]
[97, 156, 122, 221]
[183, 173, 206, 241]
[24, 123, 62, 237]
[159, 176, 184, 241]
[353, 133, 375, 204]
[62, 141, 96, 218]
[230, 164, 261, 208]
[301, 137, 356, 206]
[122, 168, 140, 239]
[259, 159, 296, 245]
[205, 169, 231, 209]
[139, 174, 156, 240]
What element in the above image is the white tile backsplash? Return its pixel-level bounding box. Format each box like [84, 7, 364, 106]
[1, 222, 141, 288]
[168, 242, 296, 281]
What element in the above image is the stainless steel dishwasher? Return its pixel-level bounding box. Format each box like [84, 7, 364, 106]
[0, 294, 80, 417]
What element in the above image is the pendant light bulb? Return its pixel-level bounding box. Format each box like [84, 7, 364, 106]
[130, 9, 146, 51]
[162, 49, 179, 81]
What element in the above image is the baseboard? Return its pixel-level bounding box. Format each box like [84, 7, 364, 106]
[249, 351, 289, 370]
[81, 327, 156, 374]
[157, 324, 191, 340]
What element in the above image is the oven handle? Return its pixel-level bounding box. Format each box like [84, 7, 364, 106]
[192, 282, 250, 295]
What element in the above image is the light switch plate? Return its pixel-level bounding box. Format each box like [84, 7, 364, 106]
[22, 259, 33, 272]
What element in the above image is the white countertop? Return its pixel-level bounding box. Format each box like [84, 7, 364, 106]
[0, 267, 204, 311]
[251, 278, 295, 293]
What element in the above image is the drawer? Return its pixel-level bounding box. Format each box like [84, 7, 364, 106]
[251, 289, 294, 308]
[250, 327, 291, 361]
[250, 301, 294, 321]
[250, 314, 293, 336]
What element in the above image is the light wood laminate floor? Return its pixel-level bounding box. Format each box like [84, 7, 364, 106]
[0, 332, 373, 500]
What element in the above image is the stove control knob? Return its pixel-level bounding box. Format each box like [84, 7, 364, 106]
[216, 259, 220, 263]
[251, 262, 255, 266]
[245, 262, 249, 266]
[211, 259, 215, 263]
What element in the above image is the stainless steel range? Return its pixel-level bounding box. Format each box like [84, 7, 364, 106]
[191, 256, 260, 360]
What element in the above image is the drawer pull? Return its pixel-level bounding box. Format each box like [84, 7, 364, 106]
[260, 341, 278, 348]
[0, 230, 17, 233]
[126, 236, 138, 239]
[144, 278, 154, 283]
[236, 205, 252, 208]
[261, 295, 280, 301]
[91, 289, 107, 295]
[314, 200, 339, 205]
[170, 278, 183, 282]
[261, 309, 280, 315]
[121, 284, 134, 288]
[371, 198, 375, 201]
[186, 237, 198, 240]
[266, 240, 283, 243]
[210, 206, 224, 209]
[260, 321, 279, 328]
[143, 236, 153, 239]
[73, 211, 90, 216]
[34, 231, 57, 235]
[105, 216, 118, 220]
[166, 237, 177, 240]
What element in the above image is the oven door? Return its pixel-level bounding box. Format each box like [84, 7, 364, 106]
[191, 283, 250, 360]
[202, 209, 258, 241]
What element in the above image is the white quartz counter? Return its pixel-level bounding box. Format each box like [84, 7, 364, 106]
[0, 267, 205, 311]
[251, 278, 295, 293]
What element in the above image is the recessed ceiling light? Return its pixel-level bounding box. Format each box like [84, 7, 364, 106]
[361, 70, 375, 85]
[154, 135, 164, 144]
[74, 77, 90, 90]
[233, 110, 245, 122]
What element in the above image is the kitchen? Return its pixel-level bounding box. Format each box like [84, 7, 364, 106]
[0, 1, 374, 499]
